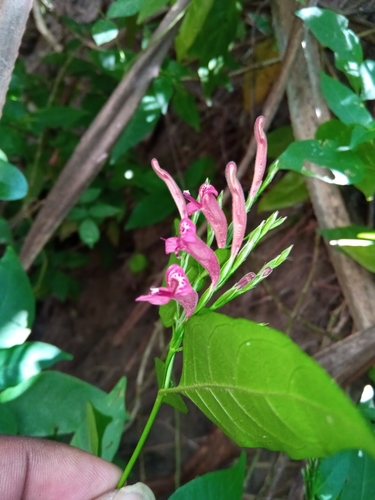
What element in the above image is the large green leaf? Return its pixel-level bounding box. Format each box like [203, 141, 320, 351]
[0, 372, 128, 452]
[92, 19, 119, 46]
[0, 160, 28, 200]
[107, 0, 141, 18]
[0, 247, 35, 348]
[175, 0, 215, 60]
[312, 449, 375, 500]
[169, 311, 375, 459]
[0, 341, 72, 390]
[258, 171, 309, 212]
[168, 452, 245, 499]
[278, 139, 366, 185]
[320, 73, 373, 126]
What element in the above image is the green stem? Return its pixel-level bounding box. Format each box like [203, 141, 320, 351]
[117, 393, 164, 488]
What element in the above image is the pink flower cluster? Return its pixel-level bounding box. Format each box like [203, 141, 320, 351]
[136, 116, 267, 318]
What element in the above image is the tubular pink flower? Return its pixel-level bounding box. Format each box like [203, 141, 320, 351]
[235, 272, 256, 289]
[151, 158, 188, 219]
[165, 218, 220, 286]
[225, 161, 246, 259]
[136, 264, 198, 318]
[249, 116, 267, 202]
[184, 183, 228, 248]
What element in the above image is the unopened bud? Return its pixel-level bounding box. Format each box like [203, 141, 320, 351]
[261, 266, 272, 278]
[235, 272, 256, 289]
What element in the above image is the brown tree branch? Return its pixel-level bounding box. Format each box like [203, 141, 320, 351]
[0, 0, 33, 118]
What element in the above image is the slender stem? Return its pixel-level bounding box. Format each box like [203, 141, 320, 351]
[117, 393, 164, 488]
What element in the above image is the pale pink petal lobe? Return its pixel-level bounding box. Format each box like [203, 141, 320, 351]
[151, 158, 188, 219]
[249, 116, 267, 201]
[225, 162, 246, 259]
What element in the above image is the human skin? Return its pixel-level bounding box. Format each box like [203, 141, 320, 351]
[0, 435, 122, 500]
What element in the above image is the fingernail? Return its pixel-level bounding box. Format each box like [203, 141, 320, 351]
[114, 483, 156, 500]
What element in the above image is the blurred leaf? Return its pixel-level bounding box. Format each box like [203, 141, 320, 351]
[311, 449, 375, 500]
[184, 157, 216, 187]
[153, 75, 174, 115]
[171, 311, 375, 459]
[0, 125, 27, 157]
[0, 218, 13, 245]
[172, 86, 200, 131]
[267, 126, 294, 159]
[355, 142, 375, 199]
[89, 204, 121, 219]
[68, 207, 89, 220]
[0, 247, 35, 348]
[258, 171, 309, 212]
[0, 372, 127, 455]
[107, 0, 141, 18]
[279, 139, 366, 185]
[319, 226, 375, 273]
[359, 60, 375, 100]
[79, 219, 100, 248]
[70, 401, 100, 456]
[175, 0, 215, 60]
[168, 453, 245, 499]
[315, 119, 352, 145]
[0, 160, 28, 200]
[138, 0, 169, 23]
[0, 341, 72, 390]
[297, 8, 362, 91]
[31, 106, 87, 130]
[47, 270, 80, 302]
[320, 73, 373, 126]
[92, 19, 119, 46]
[79, 187, 102, 204]
[0, 403, 17, 433]
[125, 190, 176, 229]
[129, 253, 148, 273]
[155, 358, 188, 413]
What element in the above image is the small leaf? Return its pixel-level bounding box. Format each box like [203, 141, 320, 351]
[171, 311, 375, 459]
[172, 86, 200, 131]
[0, 160, 28, 200]
[79, 187, 102, 204]
[129, 253, 148, 273]
[360, 60, 375, 100]
[0, 341, 72, 390]
[88, 204, 121, 218]
[79, 219, 100, 248]
[258, 171, 309, 212]
[92, 19, 119, 46]
[107, 0, 141, 18]
[31, 106, 87, 130]
[0, 247, 35, 348]
[168, 452, 245, 499]
[70, 401, 100, 456]
[320, 73, 373, 126]
[184, 157, 216, 187]
[175, 0, 215, 60]
[125, 191, 175, 229]
[138, 0, 169, 23]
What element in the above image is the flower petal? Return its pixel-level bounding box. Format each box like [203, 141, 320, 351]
[136, 287, 172, 305]
[179, 218, 220, 286]
[151, 159, 188, 219]
[201, 192, 227, 248]
[249, 116, 267, 201]
[166, 264, 198, 317]
[225, 162, 246, 259]
[183, 190, 202, 216]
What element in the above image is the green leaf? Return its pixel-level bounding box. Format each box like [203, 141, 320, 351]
[318, 226, 375, 273]
[125, 190, 176, 229]
[31, 106, 87, 130]
[0, 371, 127, 452]
[184, 157, 216, 187]
[88, 204, 121, 218]
[0, 341, 72, 390]
[138, 0, 169, 23]
[152, 75, 174, 115]
[129, 253, 148, 273]
[172, 86, 200, 132]
[92, 19, 119, 46]
[312, 449, 375, 500]
[170, 311, 375, 459]
[0, 247, 35, 348]
[360, 60, 375, 100]
[0, 160, 28, 200]
[297, 8, 362, 90]
[0, 403, 17, 434]
[267, 125, 295, 159]
[107, 0, 141, 18]
[67, 207, 89, 220]
[175, 0, 215, 60]
[278, 139, 366, 185]
[79, 187, 102, 204]
[355, 142, 375, 199]
[155, 358, 188, 414]
[0, 218, 14, 245]
[79, 219, 100, 248]
[70, 401, 100, 456]
[320, 73, 373, 126]
[258, 171, 309, 212]
[168, 452, 245, 499]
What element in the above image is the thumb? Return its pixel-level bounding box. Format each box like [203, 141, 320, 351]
[94, 483, 156, 500]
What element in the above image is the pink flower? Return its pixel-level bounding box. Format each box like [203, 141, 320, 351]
[184, 183, 227, 248]
[165, 218, 220, 287]
[235, 272, 256, 289]
[136, 264, 198, 318]
[225, 162, 246, 259]
[249, 116, 267, 202]
[151, 159, 188, 219]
